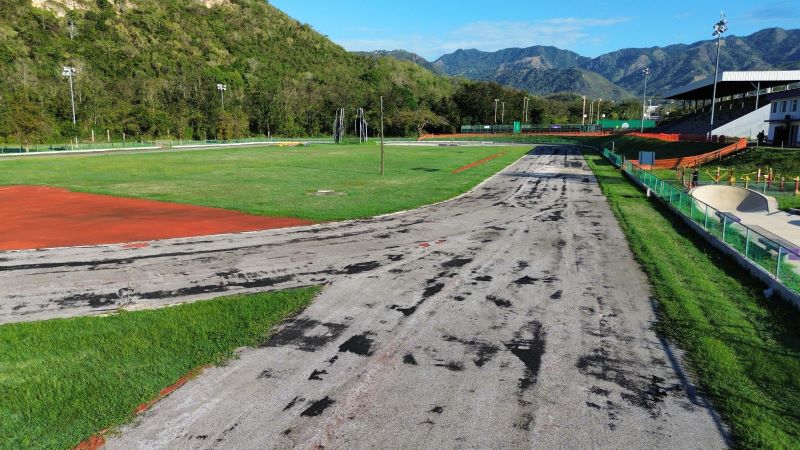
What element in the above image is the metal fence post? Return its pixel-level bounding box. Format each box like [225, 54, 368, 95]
[776, 247, 783, 281]
[722, 215, 727, 242]
[745, 228, 751, 258]
[704, 205, 710, 229]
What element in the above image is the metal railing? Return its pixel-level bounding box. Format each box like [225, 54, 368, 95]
[1, 141, 156, 154]
[602, 147, 800, 295]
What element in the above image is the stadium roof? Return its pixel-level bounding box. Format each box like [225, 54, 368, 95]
[663, 71, 800, 100]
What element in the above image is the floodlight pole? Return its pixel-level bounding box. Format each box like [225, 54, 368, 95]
[216, 83, 227, 111]
[710, 12, 728, 134]
[494, 99, 499, 124]
[582, 96, 587, 127]
[501, 101, 505, 124]
[380, 96, 385, 176]
[641, 68, 651, 133]
[523, 96, 529, 123]
[596, 98, 602, 124]
[62, 67, 77, 125]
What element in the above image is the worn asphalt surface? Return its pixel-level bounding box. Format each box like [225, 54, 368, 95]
[0, 146, 728, 448]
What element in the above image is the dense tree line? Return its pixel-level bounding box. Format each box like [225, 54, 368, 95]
[0, 0, 643, 144]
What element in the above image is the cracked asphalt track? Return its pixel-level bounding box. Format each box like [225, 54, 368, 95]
[0, 146, 728, 448]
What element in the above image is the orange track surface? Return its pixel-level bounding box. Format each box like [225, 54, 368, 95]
[0, 186, 313, 251]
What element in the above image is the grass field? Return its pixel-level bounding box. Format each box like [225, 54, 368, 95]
[583, 150, 800, 449]
[581, 135, 727, 160]
[0, 144, 530, 222]
[0, 287, 319, 449]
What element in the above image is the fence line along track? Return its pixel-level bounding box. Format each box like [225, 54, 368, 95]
[599, 147, 800, 308]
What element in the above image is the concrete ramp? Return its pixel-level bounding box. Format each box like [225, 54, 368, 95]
[690, 185, 779, 214]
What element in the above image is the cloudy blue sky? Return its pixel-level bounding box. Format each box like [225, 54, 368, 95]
[269, 0, 799, 60]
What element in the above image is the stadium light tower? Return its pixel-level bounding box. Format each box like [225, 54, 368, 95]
[582, 96, 587, 126]
[216, 83, 227, 111]
[62, 66, 77, 125]
[710, 12, 728, 133]
[596, 98, 602, 124]
[523, 96, 529, 123]
[641, 67, 651, 133]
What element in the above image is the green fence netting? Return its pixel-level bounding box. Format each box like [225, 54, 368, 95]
[600, 148, 800, 296]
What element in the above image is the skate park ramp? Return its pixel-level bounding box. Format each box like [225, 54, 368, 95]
[690, 185, 799, 247]
[690, 185, 778, 214]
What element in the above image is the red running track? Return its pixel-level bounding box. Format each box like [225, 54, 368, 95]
[0, 186, 313, 251]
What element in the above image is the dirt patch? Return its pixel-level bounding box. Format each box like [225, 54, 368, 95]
[0, 186, 313, 251]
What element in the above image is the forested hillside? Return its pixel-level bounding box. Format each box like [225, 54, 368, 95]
[0, 0, 536, 143]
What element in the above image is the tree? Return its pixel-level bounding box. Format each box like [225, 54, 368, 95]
[3, 91, 52, 145]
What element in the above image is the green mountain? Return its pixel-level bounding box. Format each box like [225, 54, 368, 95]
[431, 46, 588, 79]
[355, 50, 442, 74]
[584, 28, 800, 95]
[380, 28, 800, 99]
[426, 47, 632, 99]
[0, 0, 523, 142]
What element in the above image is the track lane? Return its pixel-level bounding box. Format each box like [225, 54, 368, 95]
[1, 146, 728, 448]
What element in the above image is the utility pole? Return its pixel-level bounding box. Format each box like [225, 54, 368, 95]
[710, 12, 728, 134]
[380, 96, 385, 176]
[641, 68, 651, 133]
[216, 83, 227, 111]
[501, 101, 505, 124]
[494, 99, 499, 124]
[62, 66, 77, 125]
[582, 96, 587, 127]
[590, 101, 594, 126]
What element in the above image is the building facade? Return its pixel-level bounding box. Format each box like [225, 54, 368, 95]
[767, 90, 800, 147]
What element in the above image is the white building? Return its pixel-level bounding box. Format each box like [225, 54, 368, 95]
[766, 89, 800, 147]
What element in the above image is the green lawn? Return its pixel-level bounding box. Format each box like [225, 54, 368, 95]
[581, 135, 727, 160]
[0, 287, 319, 449]
[0, 144, 530, 222]
[583, 151, 800, 449]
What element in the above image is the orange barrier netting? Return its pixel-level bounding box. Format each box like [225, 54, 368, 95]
[630, 138, 748, 169]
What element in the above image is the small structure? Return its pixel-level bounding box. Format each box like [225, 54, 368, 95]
[765, 89, 800, 147]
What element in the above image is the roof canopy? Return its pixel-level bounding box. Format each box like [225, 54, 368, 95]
[663, 71, 800, 100]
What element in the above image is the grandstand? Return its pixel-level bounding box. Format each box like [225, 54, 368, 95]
[660, 71, 800, 139]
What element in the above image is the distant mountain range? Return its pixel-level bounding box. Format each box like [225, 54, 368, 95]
[359, 28, 800, 100]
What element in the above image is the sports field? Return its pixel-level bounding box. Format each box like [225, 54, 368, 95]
[0, 144, 530, 222]
[0, 288, 319, 449]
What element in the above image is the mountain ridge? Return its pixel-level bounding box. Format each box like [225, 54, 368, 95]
[364, 27, 800, 99]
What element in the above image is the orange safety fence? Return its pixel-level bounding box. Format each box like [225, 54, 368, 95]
[417, 132, 611, 141]
[629, 132, 732, 143]
[630, 138, 748, 169]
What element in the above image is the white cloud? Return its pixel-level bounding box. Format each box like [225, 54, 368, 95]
[337, 16, 632, 60]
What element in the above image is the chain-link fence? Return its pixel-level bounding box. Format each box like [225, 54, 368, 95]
[602, 147, 800, 296]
